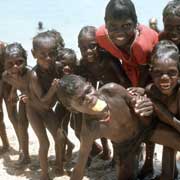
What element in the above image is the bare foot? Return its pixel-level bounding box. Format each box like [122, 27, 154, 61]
[0, 146, 9, 155]
[54, 167, 64, 176]
[14, 154, 31, 168]
[99, 150, 111, 160]
[138, 163, 154, 179]
[65, 143, 75, 161]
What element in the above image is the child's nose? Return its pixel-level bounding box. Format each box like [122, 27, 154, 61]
[161, 73, 169, 80]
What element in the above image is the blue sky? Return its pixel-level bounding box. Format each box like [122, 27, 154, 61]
[0, 0, 169, 65]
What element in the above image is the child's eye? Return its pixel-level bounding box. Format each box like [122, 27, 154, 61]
[78, 96, 85, 105]
[89, 43, 97, 50]
[16, 60, 24, 66]
[122, 23, 132, 29]
[167, 70, 178, 76]
[152, 70, 162, 77]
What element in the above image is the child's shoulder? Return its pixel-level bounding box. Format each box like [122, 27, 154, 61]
[134, 24, 158, 49]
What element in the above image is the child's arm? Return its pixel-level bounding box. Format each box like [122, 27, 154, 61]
[30, 71, 58, 109]
[145, 84, 180, 133]
[152, 99, 180, 133]
[138, 64, 150, 87]
[8, 86, 18, 105]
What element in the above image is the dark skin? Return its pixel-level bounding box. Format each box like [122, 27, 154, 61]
[151, 15, 180, 180]
[78, 28, 130, 88]
[105, 16, 154, 177]
[105, 16, 152, 87]
[146, 57, 180, 180]
[0, 42, 23, 156]
[129, 55, 180, 180]
[163, 15, 180, 48]
[3, 40, 67, 180]
[78, 28, 131, 161]
[57, 74, 180, 180]
[31, 38, 75, 179]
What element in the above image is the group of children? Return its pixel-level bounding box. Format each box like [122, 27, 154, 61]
[0, 0, 180, 179]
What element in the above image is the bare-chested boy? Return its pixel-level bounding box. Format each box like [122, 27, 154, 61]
[55, 74, 180, 180]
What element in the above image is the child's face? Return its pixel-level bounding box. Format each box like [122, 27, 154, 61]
[57, 54, 76, 75]
[164, 15, 180, 46]
[78, 33, 99, 63]
[151, 58, 179, 96]
[70, 81, 100, 115]
[106, 18, 136, 48]
[32, 38, 57, 70]
[5, 54, 26, 77]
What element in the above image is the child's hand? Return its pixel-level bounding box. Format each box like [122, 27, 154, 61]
[134, 95, 153, 117]
[127, 87, 145, 97]
[7, 91, 18, 105]
[19, 94, 28, 103]
[51, 78, 60, 88]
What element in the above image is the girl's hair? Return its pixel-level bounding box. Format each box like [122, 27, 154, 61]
[150, 40, 180, 70]
[4, 42, 27, 64]
[163, 0, 180, 19]
[32, 29, 64, 51]
[57, 48, 77, 63]
[104, 0, 137, 24]
[78, 26, 97, 44]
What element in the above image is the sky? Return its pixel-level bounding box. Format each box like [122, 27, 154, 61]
[0, 0, 169, 65]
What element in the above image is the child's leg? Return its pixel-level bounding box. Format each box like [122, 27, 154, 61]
[26, 106, 50, 180]
[156, 147, 176, 180]
[138, 141, 155, 179]
[16, 101, 30, 166]
[0, 97, 9, 153]
[99, 137, 111, 160]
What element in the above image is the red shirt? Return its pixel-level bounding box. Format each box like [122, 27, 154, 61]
[96, 24, 158, 86]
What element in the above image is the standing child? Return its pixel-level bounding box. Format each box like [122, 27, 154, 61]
[96, 0, 158, 178]
[77, 25, 132, 162]
[0, 42, 22, 157]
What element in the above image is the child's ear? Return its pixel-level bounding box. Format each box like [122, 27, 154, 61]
[31, 49, 36, 58]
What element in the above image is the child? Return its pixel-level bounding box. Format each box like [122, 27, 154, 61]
[56, 47, 77, 76]
[157, 1, 180, 179]
[96, 0, 158, 87]
[3, 36, 68, 180]
[56, 74, 180, 180]
[78, 25, 130, 88]
[159, 0, 180, 49]
[96, 0, 158, 177]
[133, 40, 180, 180]
[0, 42, 22, 156]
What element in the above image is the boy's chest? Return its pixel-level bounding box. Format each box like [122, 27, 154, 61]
[161, 93, 179, 115]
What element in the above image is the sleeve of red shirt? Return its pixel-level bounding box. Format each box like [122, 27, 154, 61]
[132, 25, 158, 65]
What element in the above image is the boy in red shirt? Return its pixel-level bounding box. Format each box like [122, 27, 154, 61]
[96, 0, 158, 87]
[96, 0, 159, 178]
